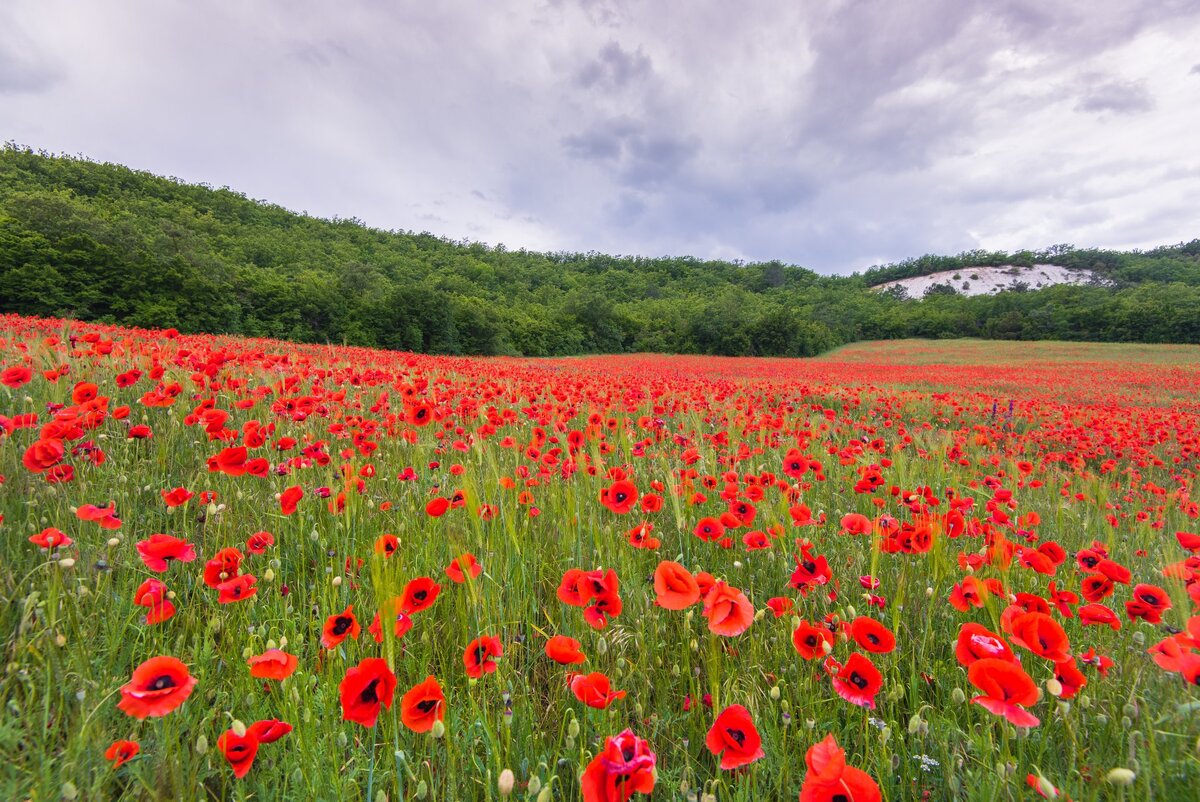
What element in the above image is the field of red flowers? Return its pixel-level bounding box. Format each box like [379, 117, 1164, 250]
[2, 314, 1199, 801]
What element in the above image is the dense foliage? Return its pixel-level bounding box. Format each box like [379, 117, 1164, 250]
[2, 145, 1199, 355]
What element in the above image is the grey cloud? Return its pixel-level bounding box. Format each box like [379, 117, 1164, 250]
[1190, 63, 1200, 74]
[575, 41, 651, 90]
[289, 39, 350, 68]
[1075, 78, 1155, 114]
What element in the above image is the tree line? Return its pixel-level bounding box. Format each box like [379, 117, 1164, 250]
[2, 144, 1198, 356]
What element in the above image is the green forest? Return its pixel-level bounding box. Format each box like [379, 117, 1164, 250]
[2, 144, 1198, 356]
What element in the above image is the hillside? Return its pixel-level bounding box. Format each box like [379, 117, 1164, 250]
[2, 145, 1199, 354]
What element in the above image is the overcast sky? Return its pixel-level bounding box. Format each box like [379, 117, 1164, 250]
[3, 0, 1198, 273]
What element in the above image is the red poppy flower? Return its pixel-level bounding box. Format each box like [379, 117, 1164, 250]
[321, 605, 361, 649]
[705, 704, 765, 770]
[1081, 574, 1114, 601]
[76, 502, 122, 529]
[793, 620, 834, 660]
[546, 635, 587, 665]
[133, 578, 176, 625]
[581, 729, 656, 802]
[949, 576, 987, 611]
[202, 546, 244, 587]
[1008, 612, 1070, 662]
[217, 729, 259, 778]
[446, 553, 482, 582]
[766, 597, 795, 617]
[401, 577, 441, 614]
[693, 517, 725, 542]
[30, 527, 73, 550]
[339, 657, 397, 728]
[279, 485, 303, 515]
[247, 649, 299, 680]
[1078, 603, 1121, 630]
[425, 497, 450, 517]
[570, 671, 627, 709]
[627, 522, 660, 549]
[374, 533, 400, 557]
[464, 635, 503, 678]
[23, 437, 65, 473]
[702, 581, 754, 637]
[790, 545, 832, 591]
[840, 513, 873, 535]
[217, 574, 257, 604]
[653, 561, 700, 610]
[1095, 558, 1132, 584]
[601, 479, 639, 514]
[849, 616, 896, 654]
[798, 733, 881, 802]
[117, 656, 197, 719]
[400, 675, 445, 732]
[247, 719, 292, 744]
[1125, 583, 1172, 624]
[1053, 659, 1087, 699]
[831, 653, 883, 709]
[160, 487, 194, 507]
[245, 531, 274, 554]
[104, 739, 140, 768]
[955, 623, 1014, 667]
[968, 657, 1040, 727]
[136, 534, 197, 572]
[0, 365, 32, 388]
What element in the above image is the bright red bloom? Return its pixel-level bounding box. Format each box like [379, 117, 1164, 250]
[217, 574, 257, 603]
[202, 546, 244, 587]
[968, 657, 1040, 727]
[793, 620, 834, 660]
[400, 675, 445, 732]
[30, 527, 72, 549]
[133, 578, 176, 624]
[247, 649, 299, 680]
[400, 576, 441, 614]
[1079, 603, 1122, 630]
[425, 497, 450, 517]
[766, 597, 795, 617]
[339, 657, 397, 728]
[1125, 583, 1172, 624]
[104, 739, 140, 768]
[570, 671, 627, 709]
[321, 605, 361, 649]
[464, 635, 503, 678]
[246, 719, 292, 744]
[136, 533, 196, 572]
[245, 531, 274, 554]
[799, 733, 882, 802]
[849, 616, 895, 654]
[1008, 612, 1070, 662]
[160, 487, 194, 507]
[279, 485, 303, 515]
[76, 502, 122, 529]
[705, 704, 764, 770]
[653, 561, 700, 610]
[955, 623, 1014, 667]
[601, 479, 639, 514]
[23, 437, 64, 473]
[117, 656, 197, 719]
[702, 581, 754, 637]
[546, 635, 587, 665]
[217, 729, 259, 778]
[831, 653, 883, 709]
[581, 729, 656, 802]
[374, 533, 400, 557]
[446, 553, 482, 582]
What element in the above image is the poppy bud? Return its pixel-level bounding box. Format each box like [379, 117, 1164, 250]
[375, 792, 387, 802]
[1035, 775, 1057, 798]
[264, 569, 275, 582]
[1131, 631, 1145, 646]
[769, 686, 780, 700]
[332, 576, 343, 587]
[951, 688, 966, 705]
[881, 726, 891, 744]
[416, 780, 428, 799]
[337, 732, 348, 748]
[1105, 768, 1135, 786]
[1122, 703, 1138, 719]
[195, 734, 208, 755]
[1046, 678, 1063, 697]
[498, 769, 514, 796]
[568, 718, 580, 738]
[1079, 694, 1091, 709]
[596, 637, 608, 655]
[527, 776, 541, 794]
[907, 714, 923, 734]
[431, 719, 445, 739]
[231, 720, 246, 737]
[58, 558, 76, 569]
[107, 538, 120, 547]
[1120, 716, 1132, 730]
[62, 782, 78, 800]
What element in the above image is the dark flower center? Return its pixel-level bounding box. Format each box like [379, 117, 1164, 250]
[849, 672, 869, 690]
[726, 727, 745, 747]
[416, 699, 438, 713]
[333, 617, 352, 635]
[360, 678, 380, 704]
[149, 675, 176, 691]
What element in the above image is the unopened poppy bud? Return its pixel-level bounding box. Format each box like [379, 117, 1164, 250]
[1035, 775, 1057, 798]
[1120, 716, 1132, 730]
[926, 587, 934, 597]
[279, 636, 288, 648]
[62, 782, 78, 800]
[264, 569, 275, 582]
[107, 538, 120, 547]
[431, 719, 445, 739]
[951, 687, 967, 704]
[195, 734, 208, 755]
[1131, 631, 1145, 646]
[337, 732, 348, 748]
[1079, 693, 1091, 709]
[497, 769, 515, 796]
[242, 647, 253, 660]
[527, 776, 541, 795]
[231, 719, 246, 737]
[537, 788, 552, 802]
[1096, 714, 1109, 725]
[1122, 702, 1138, 719]
[58, 558, 75, 569]
[568, 718, 580, 738]
[769, 685, 780, 700]
[55, 633, 66, 647]
[1046, 678, 1063, 697]
[596, 637, 608, 655]
[416, 780, 428, 799]
[332, 576, 343, 587]
[821, 640, 833, 654]
[1105, 768, 1135, 786]
[375, 791, 387, 802]
[690, 638, 699, 652]
[907, 714, 923, 734]
[672, 664, 681, 677]
[806, 717, 816, 729]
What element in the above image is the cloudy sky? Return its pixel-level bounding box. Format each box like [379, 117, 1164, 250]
[3, 0, 1198, 273]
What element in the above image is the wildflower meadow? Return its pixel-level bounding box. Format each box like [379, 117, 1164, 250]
[2, 314, 1199, 801]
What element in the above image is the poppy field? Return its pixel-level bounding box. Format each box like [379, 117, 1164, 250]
[2, 314, 1200, 801]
